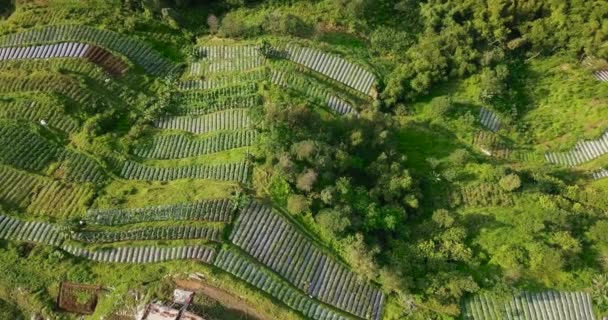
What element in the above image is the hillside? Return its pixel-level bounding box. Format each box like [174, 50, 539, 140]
[0, 1, 607, 320]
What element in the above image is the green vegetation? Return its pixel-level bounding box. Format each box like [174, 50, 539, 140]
[0, 0, 607, 319]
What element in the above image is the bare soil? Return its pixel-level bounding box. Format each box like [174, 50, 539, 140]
[174, 278, 270, 320]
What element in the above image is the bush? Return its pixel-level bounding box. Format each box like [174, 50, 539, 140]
[287, 194, 309, 215]
[499, 174, 522, 192]
[219, 12, 259, 38]
[263, 11, 312, 37]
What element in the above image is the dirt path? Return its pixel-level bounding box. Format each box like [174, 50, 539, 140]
[174, 278, 270, 320]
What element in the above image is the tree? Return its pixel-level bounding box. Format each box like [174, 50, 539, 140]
[287, 194, 309, 215]
[316, 209, 351, 236]
[296, 169, 318, 192]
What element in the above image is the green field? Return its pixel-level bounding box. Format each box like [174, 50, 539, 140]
[0, 1, 607, 320]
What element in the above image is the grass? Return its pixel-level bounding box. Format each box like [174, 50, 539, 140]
[93, 178, 238, 210]
[140, 147, 251, 166]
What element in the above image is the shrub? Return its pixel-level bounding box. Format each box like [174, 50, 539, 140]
[499, 174, 521, 192]
[287, 194, 309, 215]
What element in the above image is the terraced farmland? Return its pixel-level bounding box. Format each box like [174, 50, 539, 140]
[271, 69, 357, 115]
[279, 45, 377, 96]
[119, 160, 250, 183]
[0, 99, 79, 133]
[545, 131, 608, 166]
[230, 201, 385, 320]
[133, 130, 257, 159]
[72, 225, 222, 243]
[154, 109, 251, 134]
[0, 42, 129, 75]
[0, 25, 177, 75]
[86, 199, 235, 226]
[461, 291, 596, 320]
[0, 214, 64, 246]
[61, 245, 216, 264]
[0, 165, 92, 216]
[214, 248, 349, 320]
[479, 107, 501, 132]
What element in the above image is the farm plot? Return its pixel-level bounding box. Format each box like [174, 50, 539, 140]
[189, 56, 264, 77]
[55, 150, 107, 184]
[58, 282, 101, 315]
[230, 202, 385, 320]
[0, 159, 93, 217]
[27, 177, 93, 216]
[0, 99, 79, 133]
[461, 291, 596, 320]
[119, 160, 250, 183]
[154, 109, 251, 134]
[472, 130, 511, 159]
[0, 122, 59, 172]
[0, 214, 64, 246]
[179, 70, 264, 91]
[61, 244, 216, 264]
[271, 69, 356, 115]
[593, 68, 608, 81]
[0, 42, 128, 75]
[592, 168, 608, 180]
[196, 45, 260, 60]
[72, 225, 222, 243]
[545, 131, 608, 166]
[214, 248, 348, 320]
[479, 107, 501, 132]
[0, 74, 95, 105]
[0, 165, 41, 208]
[172, 84, 259, 115]
[86, 199, 235, 226]
[0, 25, 177, 75]
[133, 131, 257, 159]
[279, 45, 377, 96]
[0, 58, 140, 105]
[451, 183, 514, 208]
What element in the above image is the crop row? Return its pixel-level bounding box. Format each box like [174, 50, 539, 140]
[196, 45, 260, 60]
[0, 58, 139, 105]
[56, 150, 107, 184]
[86, 198, 235, 226]
[0, 214, 64, 246]
[133, 130, 257, 159]
[61, 244, 216, 264]
[0, 122, 59, 172]
[271, 70, 356, 115]
[472, 130, 511, 159]
[0, 41, 128, 75]
[178, 70, 264, 91]
[0, 42, 89, 60]
[545, 131, 608, 167]
[230, 201, 385, 320]
[173, 83, 259, 115]
[479, 107, 501, 132]
[279, 45, 376, 96]
[0, 166, 92, 217]
[154, 109, 251, 134]
[594, 69, 608, 82]
[592, 168, 608, 180]
[189, 56, 264, 76]
[0, 165, 41, 208]
[27, 176, 93, 217]
[461, 291, 596, 320]
[451, 183, 513, 208]
[120, 160, 250, 183]
[72, 225, 222, 243]
[214, 248, 348, 320]
[0, 99, 79, 133]
[0, 25, 177, 75]
[0, 74, 94, 105]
